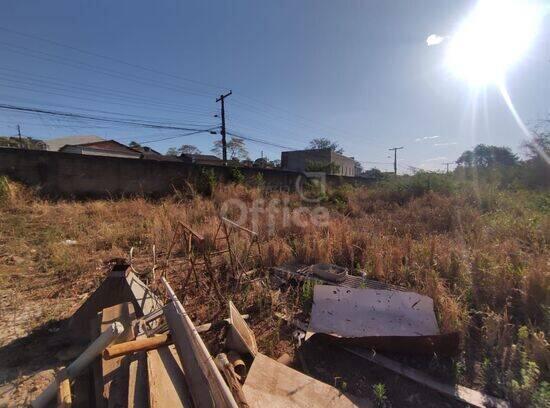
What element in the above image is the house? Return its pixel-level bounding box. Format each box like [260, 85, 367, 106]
[131, 145, 180, 161]
[281, 148, 356, 176]
[59, 140, 143, 159]
[45, 135, 106, 151]
[179, 153, 222, 166]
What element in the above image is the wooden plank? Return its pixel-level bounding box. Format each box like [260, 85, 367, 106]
[100, 303, 136, 407]
[163, 301, 238, 408]
[104, 335, 171, 360]
[343, 347, 510, 408]
[91, 313, 105, 408]
[125, 272, 161, 316]
[147, 345, 192, 408]
[56, 368, 72, 408]
[128, 351, 148, 408]
[226, 301, 258, 356]
[242, 353, 368, 408]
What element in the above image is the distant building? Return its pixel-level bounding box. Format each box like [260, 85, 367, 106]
[59, 140, 142, 159]
[179, 153, 222, 166]
[132, 145, 180, 161]
[281, 148, 356, 176]
[45, 135, 105, 151]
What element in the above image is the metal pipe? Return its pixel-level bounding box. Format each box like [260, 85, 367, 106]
[31, 322, 124, 408]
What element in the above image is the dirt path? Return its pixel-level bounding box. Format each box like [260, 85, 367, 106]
[0, 271, 80, 407]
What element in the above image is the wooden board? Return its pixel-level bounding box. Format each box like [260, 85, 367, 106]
[147, 345, 193, 408]
[243, 353, 369, 408]
[163, 301, 238, 408]
[100, 303, 136, 407]
[128, 351, 148, 408]
[226, 301, 258, 356]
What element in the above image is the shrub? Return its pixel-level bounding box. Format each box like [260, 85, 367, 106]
[229, 167, 245, 184]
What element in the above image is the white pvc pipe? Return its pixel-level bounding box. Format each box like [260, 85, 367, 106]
[32, 321, 124, 408]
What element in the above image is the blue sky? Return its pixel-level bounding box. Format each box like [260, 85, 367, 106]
[0, 0, 548, 172]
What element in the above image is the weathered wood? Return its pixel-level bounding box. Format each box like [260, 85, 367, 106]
[242, 353, 368, 408]
[69, 270, 160, 341]
[214, 353, 249, 408]
[147, 345, 193, 408]
[56, 368, 72, 408]
[31, 322, 125, 408]
[127, 351, 149, 408]
[104, 334, 171, 360]
[101, 303, 136, 407]
[343, 346, 510, 408]
[105, 314, 251, 360]
[162, 278, 239, 408]
[226, 301, 257, 356]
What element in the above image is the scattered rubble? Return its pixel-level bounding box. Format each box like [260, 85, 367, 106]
[18, 248, 511, 408]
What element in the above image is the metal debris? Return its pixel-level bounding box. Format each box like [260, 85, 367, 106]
[309, 285, 440, 338]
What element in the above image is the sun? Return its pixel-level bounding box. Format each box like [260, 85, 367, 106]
[446, 0, 545, 85]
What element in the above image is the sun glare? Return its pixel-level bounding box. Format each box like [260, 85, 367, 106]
[446, 0, 544, 85]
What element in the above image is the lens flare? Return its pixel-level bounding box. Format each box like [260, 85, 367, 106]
[446, 0, 544, 85]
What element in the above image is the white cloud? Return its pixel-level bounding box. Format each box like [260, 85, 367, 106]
[415, 135, 440, 142]
[434, 142, 458, 146]
[426, 34, 445, 46]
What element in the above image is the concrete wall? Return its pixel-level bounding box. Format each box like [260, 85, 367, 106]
[281, 148, 356, 176]
[281, 149, 331, 173]
[329, 151, 356, 177]
[0, 148, 373, 198]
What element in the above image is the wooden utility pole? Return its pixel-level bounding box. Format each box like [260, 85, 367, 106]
[388, 147, 403, 175]
[216, 91, 232, 165]
[443, 162, 454, 173]
[17, 124, 23, 148]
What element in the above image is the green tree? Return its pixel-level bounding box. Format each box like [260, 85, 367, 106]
[211, 137, 248, 160]
[362, 168, 384, 180]
[166, 144, 202, 156]
[128, 141, 142, 149]
[456, 144, 518, 168]
[307, 138, 344, 154]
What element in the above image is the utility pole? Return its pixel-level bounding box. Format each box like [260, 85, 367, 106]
[17, 124, 22, 148]
[443, 162, 454, 173]
[216, 90, 232, 165]
[388, 147, 403, 175]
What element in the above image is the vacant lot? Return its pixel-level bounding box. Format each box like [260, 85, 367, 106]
[0, 174, 548, 406]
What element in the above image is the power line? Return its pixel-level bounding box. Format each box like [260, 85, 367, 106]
[443, 162, 455, 173]
[0, 72, 215, 118]
[388, 146, 404, 175]
[133, 128, 219, 145]
[0, 25, 227, 92]
[227, 131, 299, 150]
[0, 103, 216, 132]
[0, 41, 217, 99]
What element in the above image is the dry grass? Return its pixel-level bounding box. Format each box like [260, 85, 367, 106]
[0, 176, 548, 406]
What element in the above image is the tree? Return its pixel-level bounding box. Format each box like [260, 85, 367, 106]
[354, 160, 363, 175]
[211, 137, 248, 160]
[166, 147, 179, 156]
[178, 145, 202, 155]
[307, 138, 344, 154]
[521, 129, 550, 188]
[456, 150, 474, 167]
[456, 144, 518, 168]
[253, 157, 269, 168]
[0, 136, 46, 150]
[166, 144, 201, 156]
[129, 141, 141, 149]
[361, 168, 384, 181]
